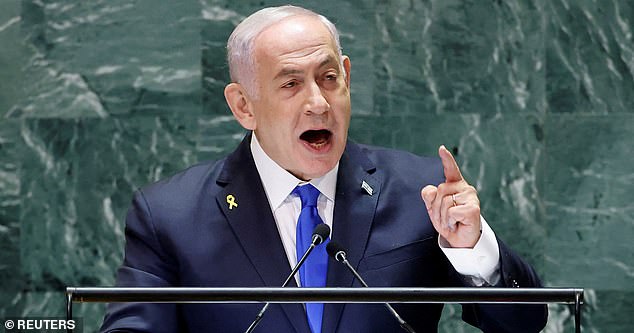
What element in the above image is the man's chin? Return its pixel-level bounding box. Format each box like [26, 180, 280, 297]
[291, 159, 338, 180]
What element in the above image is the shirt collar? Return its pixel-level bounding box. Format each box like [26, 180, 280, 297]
[250, 133, 338, 210]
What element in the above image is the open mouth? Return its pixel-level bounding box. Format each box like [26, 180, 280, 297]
[300, 129, 332, 150]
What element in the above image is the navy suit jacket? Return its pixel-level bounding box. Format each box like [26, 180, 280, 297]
[101, 134, 547, 332]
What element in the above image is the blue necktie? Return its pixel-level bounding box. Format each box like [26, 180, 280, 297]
[294, 184, 328, 333]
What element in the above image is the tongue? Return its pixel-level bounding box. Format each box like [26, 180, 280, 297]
[301, 130, 330, 144]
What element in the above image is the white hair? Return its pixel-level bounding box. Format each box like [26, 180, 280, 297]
[226, 5, 344, 98]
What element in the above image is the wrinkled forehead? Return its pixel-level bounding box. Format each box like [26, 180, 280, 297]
[253, 15, 339, 61]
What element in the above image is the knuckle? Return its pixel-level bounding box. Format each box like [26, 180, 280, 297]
[466, 185, 477, 194]
[443, 195, 454, 207]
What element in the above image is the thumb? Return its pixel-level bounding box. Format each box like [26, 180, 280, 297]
[421, 185, 437, 211]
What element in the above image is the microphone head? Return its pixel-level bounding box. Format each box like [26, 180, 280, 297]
[312, 223, 331, 245]
[326, 241, 347, 262]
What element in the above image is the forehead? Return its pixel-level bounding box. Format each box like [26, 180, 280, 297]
[253, 15, 339, 68]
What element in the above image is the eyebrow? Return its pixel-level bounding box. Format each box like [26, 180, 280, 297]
[273, 55, 338, 81]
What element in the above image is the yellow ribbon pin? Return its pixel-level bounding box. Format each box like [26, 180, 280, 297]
[226, 194, 238, 210]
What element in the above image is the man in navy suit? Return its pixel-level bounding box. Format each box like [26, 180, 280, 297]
[101, 5, 547, 332]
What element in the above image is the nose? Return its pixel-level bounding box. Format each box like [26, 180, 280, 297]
[305, 81, 330, 115]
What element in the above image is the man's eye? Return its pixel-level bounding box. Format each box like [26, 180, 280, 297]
[325, 74, 337, 80]
[282, 81, 297, 88]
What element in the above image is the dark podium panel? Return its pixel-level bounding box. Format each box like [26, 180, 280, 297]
[66, 287, 584, 333]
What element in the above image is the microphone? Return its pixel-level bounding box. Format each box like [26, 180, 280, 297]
[244, 223, 330, 333]
[326, 242, 417, 333]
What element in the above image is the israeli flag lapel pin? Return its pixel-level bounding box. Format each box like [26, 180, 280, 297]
[361, 180, 373, 196]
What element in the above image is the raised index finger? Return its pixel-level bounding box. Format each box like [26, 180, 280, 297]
[439, 145, 463, 182]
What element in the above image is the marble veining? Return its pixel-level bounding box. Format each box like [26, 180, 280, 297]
[0, 0, 632, 331]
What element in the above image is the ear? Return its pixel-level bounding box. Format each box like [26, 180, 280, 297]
[224, 83, 256, 130]
[342, 55, 351, 88]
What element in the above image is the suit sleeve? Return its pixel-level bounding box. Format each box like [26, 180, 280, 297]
[459, 239, 548, 333]
[100, 190, 181, 333]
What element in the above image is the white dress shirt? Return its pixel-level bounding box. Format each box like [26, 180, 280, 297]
[250, 134, 500, 286]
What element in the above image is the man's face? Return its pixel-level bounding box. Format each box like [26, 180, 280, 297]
[243, 16, 351, 180]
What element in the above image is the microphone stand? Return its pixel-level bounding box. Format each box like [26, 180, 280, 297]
[332, 248, 416, 333]
[245, 223, 329, 333]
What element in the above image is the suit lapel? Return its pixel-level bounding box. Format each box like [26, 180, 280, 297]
[216, 133, 311, 333]
[322, 142, 382, 333]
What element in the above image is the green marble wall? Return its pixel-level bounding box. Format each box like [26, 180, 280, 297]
[1, 0, 632, 332]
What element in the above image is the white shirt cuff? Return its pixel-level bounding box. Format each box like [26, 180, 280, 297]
[438, 216, 501, 286]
